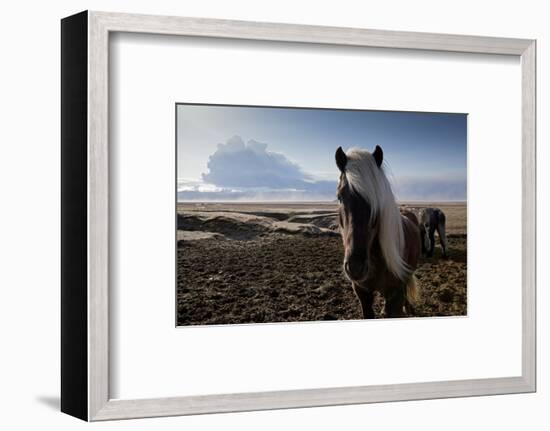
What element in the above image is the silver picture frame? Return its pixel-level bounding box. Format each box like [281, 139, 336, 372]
[61, 10, 536, 421]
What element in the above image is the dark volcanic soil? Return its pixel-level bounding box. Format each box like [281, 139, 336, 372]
[177, 231, 467, 326]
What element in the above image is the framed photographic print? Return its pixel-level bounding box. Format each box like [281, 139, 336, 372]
[61, 11, 536, 421]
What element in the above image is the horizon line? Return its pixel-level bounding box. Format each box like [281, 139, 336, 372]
[177, 199, 468, 204]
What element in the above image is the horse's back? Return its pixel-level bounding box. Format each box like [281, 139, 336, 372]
[402, 210, 419, 226]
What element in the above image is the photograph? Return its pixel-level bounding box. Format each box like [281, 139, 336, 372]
[176, 104, 467, 325]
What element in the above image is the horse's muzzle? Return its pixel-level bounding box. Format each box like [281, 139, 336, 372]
[344, 258, 368, 282]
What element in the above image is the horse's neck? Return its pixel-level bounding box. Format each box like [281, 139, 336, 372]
[368, 211, 407, 276]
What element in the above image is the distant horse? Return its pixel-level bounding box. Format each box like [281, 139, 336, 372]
[335, 146, 421, 318]
[419, 208, 448, 258]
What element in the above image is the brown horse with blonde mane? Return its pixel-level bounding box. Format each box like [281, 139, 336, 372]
[335, 145, 421, 318]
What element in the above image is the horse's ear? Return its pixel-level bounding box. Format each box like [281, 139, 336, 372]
[335, 147, 347, 172]
[373, 145, 383, 168]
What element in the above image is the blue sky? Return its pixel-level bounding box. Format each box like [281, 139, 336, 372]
[177, 104, 467, 202]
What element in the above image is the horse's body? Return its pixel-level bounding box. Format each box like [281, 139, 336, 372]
[419, 207, 448, 258]
[335, 146, 421, 318]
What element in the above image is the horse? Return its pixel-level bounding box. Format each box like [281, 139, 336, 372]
[419, 207, 448, 258]
[335, 145, 421, 318]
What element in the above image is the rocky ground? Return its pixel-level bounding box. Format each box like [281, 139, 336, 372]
[176, 202, 467, 325]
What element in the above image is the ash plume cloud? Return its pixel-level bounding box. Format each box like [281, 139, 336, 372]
[393, 175, 467, 202]
[202, 136, 312, 189]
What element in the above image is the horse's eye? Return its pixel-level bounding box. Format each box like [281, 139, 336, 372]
[337, 194, 342, 203]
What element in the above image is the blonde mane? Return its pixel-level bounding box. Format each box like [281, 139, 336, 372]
[344, 148, 409, 281]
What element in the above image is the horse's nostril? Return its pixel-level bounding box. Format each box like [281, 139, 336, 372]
[345, 259, 366, 280]
[344, 261, 351, 274]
